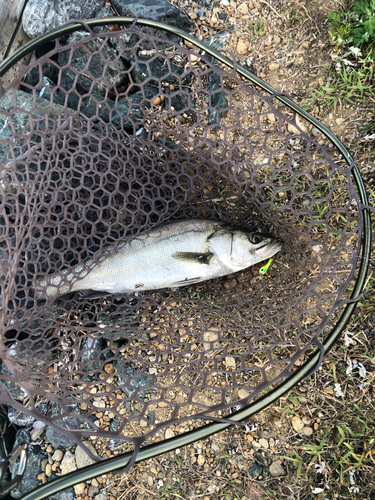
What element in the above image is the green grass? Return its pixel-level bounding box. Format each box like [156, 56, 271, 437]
[303, 1, 375, 110]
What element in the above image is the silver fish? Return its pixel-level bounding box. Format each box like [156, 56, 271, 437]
[36, 219, 282, 298]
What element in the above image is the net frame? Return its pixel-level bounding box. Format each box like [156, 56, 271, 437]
[0, 18, 372, 498]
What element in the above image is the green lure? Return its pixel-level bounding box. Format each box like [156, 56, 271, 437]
[259, 258, 273, 275]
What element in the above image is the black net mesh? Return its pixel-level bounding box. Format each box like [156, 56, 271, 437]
[0, 22, 366, 460]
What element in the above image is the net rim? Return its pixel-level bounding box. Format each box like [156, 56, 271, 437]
[0, 18, 371, 499]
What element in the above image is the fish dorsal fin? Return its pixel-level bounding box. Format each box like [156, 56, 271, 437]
[172, 252, 213, 264]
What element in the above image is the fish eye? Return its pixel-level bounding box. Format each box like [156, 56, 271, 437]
[249, 233, 263, 244]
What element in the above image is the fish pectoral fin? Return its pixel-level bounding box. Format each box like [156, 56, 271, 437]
[172, 252, 213, 264]
[170, 277, 202, 287]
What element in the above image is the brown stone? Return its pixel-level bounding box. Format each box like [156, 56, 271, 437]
[269, 63, 279, 71]
[237, 39, 249, 55]
[104, 363, 115, 374]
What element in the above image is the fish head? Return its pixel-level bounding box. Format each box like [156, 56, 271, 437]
[209, 228, 282, 271]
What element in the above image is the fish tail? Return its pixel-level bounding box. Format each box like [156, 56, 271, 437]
[35, 270, 79, 299]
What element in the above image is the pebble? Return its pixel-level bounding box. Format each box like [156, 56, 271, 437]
[45, 463, 52, 477]
[300, 41, 310, 49]
[303, 426, 313, 436]
[269, 460, 286, 477]
[165, 428, 175, 439]
[238, 389, 250, 399]
[52, 449, 64, 462]
[88, 484, 99, 497]
[248, 463, 262, 479]
[237, 2, 249, 14]
[203, 329, 220, 351]
[269, 63, 280, 71]
[74, 483, 86, 495]
[258, 438, 269, 449]
[75, 442, 98, 469]
[197, 454, 205, 466]
[31, 427, 44, 441]
[60, 451, 77, 475]
[273, 35, 281, 46]
[312, 127, 321, 136]
[237, 39, 249, 55]
[291, 415, 304, 432]
[225, 356, 236, 369]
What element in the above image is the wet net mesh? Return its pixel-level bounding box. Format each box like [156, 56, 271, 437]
[0, 22, 366, 462]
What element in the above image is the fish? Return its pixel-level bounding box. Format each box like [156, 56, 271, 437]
[36, 219, 282, 299]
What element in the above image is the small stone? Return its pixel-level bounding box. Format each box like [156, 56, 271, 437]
[88, 484, 99, 497]
[237, 39, 249, 55]
[104, 363, 115, 374]
[336, 117, 345, 126]
[60, 451, 77, 475]
[248, 1, 254, 7]
[74, 483, 86, 495]
[197, 454, 205, 466]
[225, 357, 236, 369]
[248, 463, 262, 479]
[95, 494, 107, 500]
[259, 438, 269, 449]
[303, 426, 313, 436]
[31, 427, 45, 441]
[269, 63, 280, 71]
[148, 476, 154, 487]
[238, 389, 250, 399]
[152, 96, 163, 106]
[300, 41, 310, 49]
[203, 329, 220, 351]
[75, 442, 99, 469]
[190, 12, 197, 19]
[292, 416, 304, 432]
[312, 127, 321, 136]
[52, 449, 64, 462]
[237, 2, 249, 14]
[165, 428, 175, 439]
[45, 463, 52, 477]
[269, 460, 286, 477]
[302, 417, 311, 425]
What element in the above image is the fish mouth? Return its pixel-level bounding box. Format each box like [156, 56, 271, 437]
[255, 239, 283, 259]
